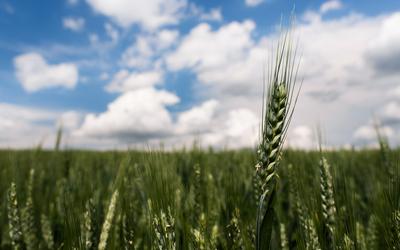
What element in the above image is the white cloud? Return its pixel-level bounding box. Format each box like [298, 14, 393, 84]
[73, 92, 258, 148]
[105, 70, 163, 93]
[0, 103, 59, 148]
[200, 8, 222, 22]
[382, 101, 400, 121]
[164, 106, 259, 149]
[365, 13, 400, 74]
[85, 0, 187, 29]
[57, 111, 83, 131]
[354, 124, 394, 141]
[176, 100, 219, 134]
[63, 17, 85, 31]
[75, 87, 179, 140]
[121, 29, 179, 68]
[287, 126, 315, 149]
[245, 0, 264, 7]
[320, 0, 343, 14]
[105, 22, 119, 43]
[166, 20, 255, 74]
[164, 11, 400, 148]
[188, 4, 222, 22]
[14, 53, 79, 92]
[220, 108, 259, 148]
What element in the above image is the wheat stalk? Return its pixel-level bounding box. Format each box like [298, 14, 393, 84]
[98, 190, 119, 250]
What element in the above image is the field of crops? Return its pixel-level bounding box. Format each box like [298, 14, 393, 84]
[0, 144, 399, 249]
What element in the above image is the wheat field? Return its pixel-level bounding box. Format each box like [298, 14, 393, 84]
[0, 145, 399, 249]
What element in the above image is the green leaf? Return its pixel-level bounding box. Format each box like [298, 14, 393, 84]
[256, 186, 276, 250]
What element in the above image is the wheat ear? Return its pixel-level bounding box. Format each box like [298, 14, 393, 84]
[22, 169, 37, 250]
[98, 190, 119, 250]
[319, 157, 336, 246]
[7, 182, 24, 250]
[255, 32, 300, 250]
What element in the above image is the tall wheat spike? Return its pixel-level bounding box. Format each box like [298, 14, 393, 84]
[255, 31, 300, 250]
[279, 223, 289, 250]
[390, 210, 400, 249]
[122, 214, 135, 250]
[22, 169, 37, 250]
[319, 157, 336, 246]
[305, 218, 321, 250]
[98, 190, 119, 250]
[41, 214, 55, 250]
[227, 209, 245, 250]
[343, 234, 355, 249]
[84, 198, 97, 250]
[210, 224, 220, 249]
[153, 207, 176, 250]
[191, 213, 206, 250]
[356, 222, 367, 250]
[367, 215, 378, 249]
[7, 182, 24, 250]
[193, 163, 202, 223]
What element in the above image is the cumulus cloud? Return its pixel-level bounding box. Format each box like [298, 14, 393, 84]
[14, 53, 78, 92]
[175, 100, 219, 134]
[121, 29, 179, 68]
[85, 0, 186, 30]
[188, 4, 222, 22]
[354, 124, 394, 141]
[365, 13, 400, 75]
[104, 22, 119, 43]
[167, 20, 255, 71]
[245, 0, 264, 7]
[105, 70, 163, 93]
[164, 10, 400, 148]
[57, 111, 83, 131]
[382, 101, 400, 124]
[0, 103, 59, 148]
[320, 0, 343, 14]
[63, 17, 85, 31]
[199, 8, 222, 22]
[73, 89, 259, 148]
[220, 108, 259, 148]
[166, 20, 263, 96]
[286, 126, 315, 149]
[75, 88, 179, 140]
[163, 106, 259, 149]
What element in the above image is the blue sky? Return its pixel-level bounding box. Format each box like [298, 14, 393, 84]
[0, 0, 400, 149]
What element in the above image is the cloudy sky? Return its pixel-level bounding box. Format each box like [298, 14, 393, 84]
[0, 0, 400, 149]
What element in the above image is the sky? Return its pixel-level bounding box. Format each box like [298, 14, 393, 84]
[0, 0, 400, 150]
